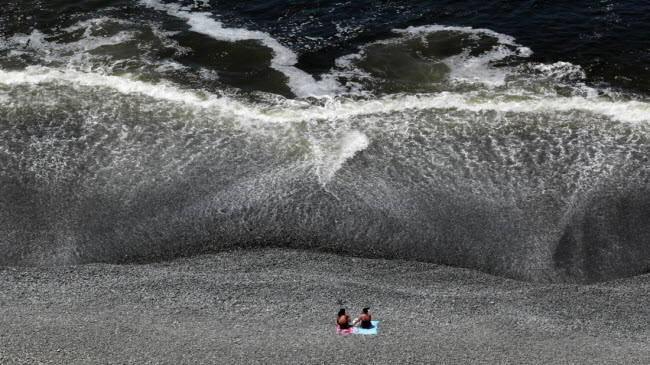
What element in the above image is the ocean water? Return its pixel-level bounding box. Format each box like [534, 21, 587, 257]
[1, 0, 649, 283]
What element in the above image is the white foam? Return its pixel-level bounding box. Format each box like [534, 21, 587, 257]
[312, 131, 370, 184]
[11, 29, 47, 48]
[444, 45, 514, 86]
[10, 28, 136, 60]
[155, 60, 188, 72]
[1, 66, 649, 125]
[61, 17, 134, 33]
[330, 23, 535, 90]
[140, 0, 340, 97]
[334, 22, 363, 39]
[4, 18, 193, 78]
[530, 61, 587, 82]
[394, 25, 525, 48]
[63, 17, 191, 56]
[397, 25, 532, 87]
[0, 66, 274, 123]
[306, 93, 650, 124]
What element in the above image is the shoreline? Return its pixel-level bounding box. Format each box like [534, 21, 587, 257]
[1, 248, 649, 364]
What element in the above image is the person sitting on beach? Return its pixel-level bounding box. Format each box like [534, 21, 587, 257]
[336, 308, 351, 330]
[352, 307, 373, 329]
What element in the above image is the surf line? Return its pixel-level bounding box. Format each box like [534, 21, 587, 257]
[2, 67, 649, 125]
[140, 0, 339, 98]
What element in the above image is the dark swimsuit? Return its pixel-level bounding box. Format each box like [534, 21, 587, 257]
[338, 320, 349, 329]
[361, 320, 372, 329]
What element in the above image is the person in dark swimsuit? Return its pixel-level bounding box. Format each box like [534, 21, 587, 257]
[352, 307, 373, 329]
[337, 308, 350, 329]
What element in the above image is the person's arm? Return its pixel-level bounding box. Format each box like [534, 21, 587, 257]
[351, 317, 359, 326]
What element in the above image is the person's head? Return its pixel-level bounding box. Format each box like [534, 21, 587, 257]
[362, 307, 369, 314]
[338, 308, 346, 317]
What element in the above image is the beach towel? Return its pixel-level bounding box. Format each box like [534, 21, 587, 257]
[353, 321, 378, 335]
[336, 321, 379, 335]
[336, 326, 355, 335]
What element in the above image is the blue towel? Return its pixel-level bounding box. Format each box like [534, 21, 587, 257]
[353, 321, 378, 335]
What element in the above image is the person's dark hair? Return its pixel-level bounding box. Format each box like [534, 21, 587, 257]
[338, 308, 346, 317]
[362, 307, 369, 314]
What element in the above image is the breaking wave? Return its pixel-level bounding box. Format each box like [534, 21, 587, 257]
[1, 0, 649, 283]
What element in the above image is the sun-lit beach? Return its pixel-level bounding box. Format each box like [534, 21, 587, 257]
[2, 0, 650, 363]
[2, 249, 649, 364]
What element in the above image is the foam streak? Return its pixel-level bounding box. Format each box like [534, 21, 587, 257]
[140, 0, 339, 97]
[1, 67, 649, 124]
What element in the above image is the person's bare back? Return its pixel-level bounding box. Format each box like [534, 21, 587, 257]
[352, 307, 373, 329]
[337, 308, 351, 329]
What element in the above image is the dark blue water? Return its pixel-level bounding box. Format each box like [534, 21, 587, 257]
[1, 0, 649, 283]
[3, 0, 649, 94]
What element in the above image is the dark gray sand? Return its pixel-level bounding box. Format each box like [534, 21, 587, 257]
[1, 249, 649, 364]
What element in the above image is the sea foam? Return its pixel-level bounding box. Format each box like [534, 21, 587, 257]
[1, 66, 649, 125]
[140, 0, 340, 97]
